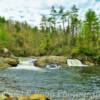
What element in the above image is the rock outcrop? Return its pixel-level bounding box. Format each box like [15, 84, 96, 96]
[4, 57, 19, 67]
[0, 57, 19, 69]
[0, 48, 19, 69]
[34, 56, 67, 67]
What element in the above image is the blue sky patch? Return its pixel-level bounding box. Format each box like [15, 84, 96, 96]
[96, 0, 100, 1]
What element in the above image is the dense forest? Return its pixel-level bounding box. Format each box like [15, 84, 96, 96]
[0, 5, 100, 62]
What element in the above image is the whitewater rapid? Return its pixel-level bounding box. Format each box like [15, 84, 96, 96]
[9, 58, 61, 71]
[9, 58, 44, 71]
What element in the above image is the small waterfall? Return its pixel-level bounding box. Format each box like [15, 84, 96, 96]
[67, 59, 87, 67]
[10, 58, 43, 71]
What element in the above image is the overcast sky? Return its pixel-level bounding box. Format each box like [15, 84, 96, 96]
[0, 0, 100, 26]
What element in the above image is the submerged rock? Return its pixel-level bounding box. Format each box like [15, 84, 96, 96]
[46, 64, 61, 69]
[34, 56, 67, 67]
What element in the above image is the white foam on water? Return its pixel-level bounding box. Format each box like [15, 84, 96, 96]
[20, 58, 37, 65]
[46, 64, 61, 69]
[9, 58, 44, 71]
[11, 64, 43, 71]
[67, 59, 88, 67]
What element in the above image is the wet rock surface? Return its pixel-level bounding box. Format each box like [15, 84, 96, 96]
[34, 56, 67, 67]
[0, 48, 19, 69]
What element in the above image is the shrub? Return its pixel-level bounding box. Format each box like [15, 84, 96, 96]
[79, 48, 96, 57]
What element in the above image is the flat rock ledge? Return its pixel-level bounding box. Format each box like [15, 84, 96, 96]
[34, 56, 67, 68]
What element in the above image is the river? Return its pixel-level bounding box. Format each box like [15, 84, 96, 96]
[0, 58, 100, 100]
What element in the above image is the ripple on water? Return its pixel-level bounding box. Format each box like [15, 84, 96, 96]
[0, 62, 100, 100]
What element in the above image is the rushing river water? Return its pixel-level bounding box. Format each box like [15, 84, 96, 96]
[0, 58, 100, 100]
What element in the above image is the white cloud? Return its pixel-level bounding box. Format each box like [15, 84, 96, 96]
[94, 2, 100, 10]
[0, 0, 99, 26]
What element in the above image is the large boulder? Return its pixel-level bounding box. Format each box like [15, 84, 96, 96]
[0, 48, 19, 69]
[0, 58, 10, 69]
[4, 57, 19, 67]
[34, 56, 67, 68]
[0, 48, 19, 67]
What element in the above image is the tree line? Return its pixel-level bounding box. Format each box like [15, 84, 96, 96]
[0, 5, 100, 61]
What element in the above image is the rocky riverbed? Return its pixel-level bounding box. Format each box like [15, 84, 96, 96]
[34, 55, 97, 68]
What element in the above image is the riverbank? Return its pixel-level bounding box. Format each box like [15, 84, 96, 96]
[0, 54, 99, 69]
[0, 47, 99, 69]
